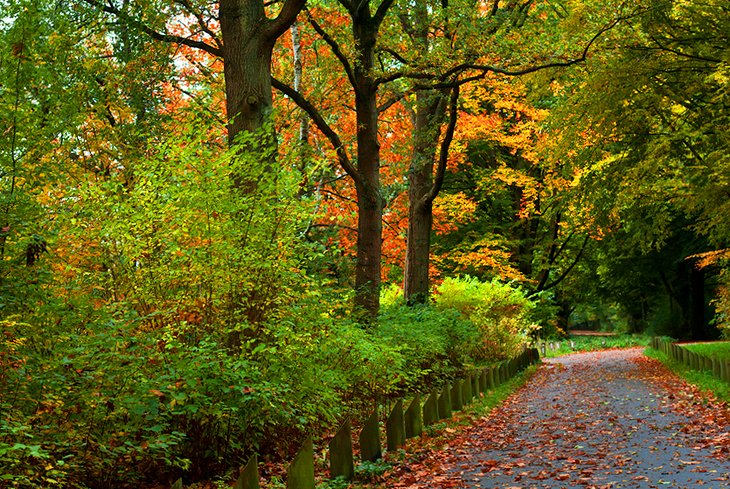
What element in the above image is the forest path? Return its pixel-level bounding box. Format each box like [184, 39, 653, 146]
[388, 349, 730, 489]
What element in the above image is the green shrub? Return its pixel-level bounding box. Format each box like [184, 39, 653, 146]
[434, 276, 538, 360]
[376, 303, 480, 391]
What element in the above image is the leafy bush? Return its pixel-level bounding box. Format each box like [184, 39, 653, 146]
[376, 303, 480, 391]
[434, 276, 538, 360]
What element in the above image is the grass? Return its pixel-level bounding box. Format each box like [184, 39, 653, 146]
[644, 348, 730, 403]
[540, 334, 649, 358]
[682, 341, 730, 361]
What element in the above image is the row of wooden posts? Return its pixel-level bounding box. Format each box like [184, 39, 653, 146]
[650, 337, 730, 383]
[172, 347, 540, 489]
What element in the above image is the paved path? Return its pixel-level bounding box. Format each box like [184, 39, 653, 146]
[392, 349, 730, 488]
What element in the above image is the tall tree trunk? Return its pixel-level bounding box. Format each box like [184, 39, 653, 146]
[402, 2, 459, 305]
[220, 0, 304, 144]
[404, 90, 446, 304]
[220, 0, 274, 144]
[352, 15, 384, 320]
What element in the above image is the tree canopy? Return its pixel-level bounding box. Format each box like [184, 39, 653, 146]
[0, 0, 728, 485]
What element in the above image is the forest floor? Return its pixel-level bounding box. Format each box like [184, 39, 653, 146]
[379, 349, 730, 489]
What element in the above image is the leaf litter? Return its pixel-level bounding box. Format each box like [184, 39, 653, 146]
[380, 348, 730, 488]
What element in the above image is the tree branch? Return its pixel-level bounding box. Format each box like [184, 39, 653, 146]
[382, 15, 627, 89]
[84, 0, 223, 57]
[373, 0, 397, 28]
[425, 85, 459, 204]
[267, 0, 307, 41]
[306, 11, 357, 88]
[271, 77, 362, 186]
[543, 235, 590, 291]
[172, 0, 222, 50]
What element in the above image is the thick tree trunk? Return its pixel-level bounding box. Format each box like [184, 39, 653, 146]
[404, 90, 445, 304]
[352, 17, 384, 320]
[220, 0, 275, 144]
[404, 197, 433, 304]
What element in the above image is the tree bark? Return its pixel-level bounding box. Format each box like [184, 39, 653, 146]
[352, 9, 385, 320]
[403, 90, 446, 304]
[220, 0, 273, 142]
[402, 2, 449, 305]
[220, 0, 305, 145]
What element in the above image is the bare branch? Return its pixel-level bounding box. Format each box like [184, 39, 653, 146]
[84, 0, 223, 57]
[172, 0, 222, 51]
[271, 77, 362, 186]
[543, 235, 590, 291]
[267, 0, 307, 41]
[425, 85, 459, 204]
[306, 11, 357, 88]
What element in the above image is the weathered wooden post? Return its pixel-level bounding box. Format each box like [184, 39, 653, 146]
[422, 391, 439, 426]
[386, 399, 405, 451]
[359, 408, 381, 462]
[404, 395, 423, 438]
[479, 369, 487, 394]
[462, 376, 472, 405]
[438, 384, 452, 419]
[472, 374, 480, 398]
[486, 367, 495, 390]
[329, 419, 354, 480]
[451, 379, 463, 411]
[287, 438, 315, 489]
[234, 455, 260, 489]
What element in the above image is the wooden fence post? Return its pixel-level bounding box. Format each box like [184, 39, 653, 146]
[451, 379, 463, 411]
[359, 408, 381, 462]
[438, 383, 452, 419]
[462, 376, 472, 405]
[479, 369, 487, 394]
[235, 455, 260, 489]
[329, 419, 354, 480]
[286, 438, 315, 489]
[404, 395, 423, 438]
[423, 391, 439, 426]
[386, 399, 405, 451]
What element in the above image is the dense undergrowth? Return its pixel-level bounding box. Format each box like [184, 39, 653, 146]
[0, 277, 542, 488]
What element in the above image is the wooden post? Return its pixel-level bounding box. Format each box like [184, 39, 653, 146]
[462, 376, 472, 405]
[329, 419, 354, 480]
[359, 408, 381, 462]
[404, 395, 423, 438]
[438, 383, 452, 419]
[235, 455, 260, 489]
[386, 399, 405, 451]
[451, 379, 463, 411]
[422, 391, 439, 426]
[286, 438, 315, 489]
